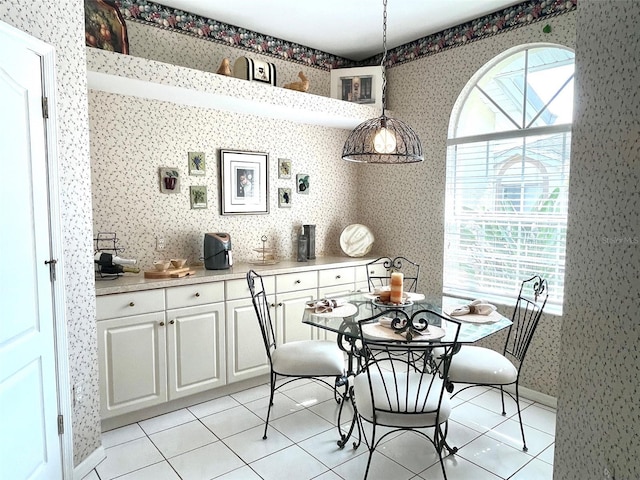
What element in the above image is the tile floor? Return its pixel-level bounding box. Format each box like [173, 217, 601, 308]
[84, 379, 556, 480]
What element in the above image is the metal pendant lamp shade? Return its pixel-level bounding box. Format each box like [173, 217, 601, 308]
[342, 0, 424, 164]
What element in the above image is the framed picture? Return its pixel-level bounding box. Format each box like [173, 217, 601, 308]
[190, 186, 207, 209]
[278, 158, 292, 179]
[219, 149, 269, 215]
[159, 167, 180, 193]
[188, 152, 206, 176]
[278, 188, 292, 208]
[330, 66, 383, 108]
[84, 0, 129, 54]
[297, 174, 310, 194]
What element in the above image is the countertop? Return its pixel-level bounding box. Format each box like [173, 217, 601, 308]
[94, 256, 375, 296]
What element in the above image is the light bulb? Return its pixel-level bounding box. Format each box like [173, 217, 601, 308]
[373, 127, 397, 154]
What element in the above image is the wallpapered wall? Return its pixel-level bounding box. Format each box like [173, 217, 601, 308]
[555, 1, 639, 478]
[89, 92, 358, 268]
[0, 0, 101, 467]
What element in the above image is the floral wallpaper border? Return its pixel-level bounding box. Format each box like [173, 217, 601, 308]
[115, 0, 576, 70]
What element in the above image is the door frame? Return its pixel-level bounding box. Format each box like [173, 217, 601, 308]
[0, 20, 74, 478]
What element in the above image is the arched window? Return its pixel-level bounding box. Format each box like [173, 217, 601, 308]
[444, 44, 574, 313]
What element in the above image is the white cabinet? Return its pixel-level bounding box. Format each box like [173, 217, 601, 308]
[225, 297, 270, 383]
[96, 290, 167, 419]
[275, 271, 318, 344]
[97, 283, 226, 417]
[166, 303, 225, 400]
[165, 283, 226, 400]
[318, 266, 357, 298]
[95, 259, 373, 419]
[276, 288, 319, 344]
[225, 276, 275, 383]
[318, 266, 357, 341]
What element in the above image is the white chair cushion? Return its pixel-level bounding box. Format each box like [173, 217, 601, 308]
[353, 370, 451, 428]
[272, 340, 344, 377]
[448, 346, 518, 385]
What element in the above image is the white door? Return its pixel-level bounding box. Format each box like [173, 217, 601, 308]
[0, 26, 63, 480]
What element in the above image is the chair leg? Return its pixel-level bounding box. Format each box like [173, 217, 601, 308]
[437, 422, 458, 456]
[500, 385, 507, 415]
[263, 371, 276, 440]
[514, 382, 528, 452]
[362, 424, 376, 480]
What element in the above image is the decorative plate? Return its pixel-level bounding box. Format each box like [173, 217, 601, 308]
[340, 224, 374, 257]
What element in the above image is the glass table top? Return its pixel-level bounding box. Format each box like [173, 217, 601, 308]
[302, 292, 512, 344]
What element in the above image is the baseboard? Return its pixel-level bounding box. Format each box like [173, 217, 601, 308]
[101, 375, 269, 432]
[73, 445, 105, 480]
[504, 384, 557, 409]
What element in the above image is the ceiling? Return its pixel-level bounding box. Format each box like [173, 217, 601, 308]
[154, 0, 524, 61]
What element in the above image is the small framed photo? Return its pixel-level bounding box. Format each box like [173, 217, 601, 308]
[159, 167, 180, 193]
[330, 66, 383, 108]
[278, 188, 292, 208]
[190, 186, 207, 209]
[297, 174, 309, 194]
[188, 152, 206, 176]
[278, 158, 292, 179]
[219, 149, 269, 215]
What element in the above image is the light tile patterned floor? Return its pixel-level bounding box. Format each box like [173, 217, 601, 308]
[84, 380, 555, 480]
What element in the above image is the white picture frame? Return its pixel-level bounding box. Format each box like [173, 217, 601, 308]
[330, 66, 383, 108]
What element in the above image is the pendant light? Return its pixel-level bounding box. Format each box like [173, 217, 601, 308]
[342, 0, 424, 164]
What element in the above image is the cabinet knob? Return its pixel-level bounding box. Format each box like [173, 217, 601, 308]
[336, 275, 341, 279]
[159, 321, 165, 326]
[278, 302, 283, 307]
[169, 320, 175, 325]
[295, 279, 301, 284]
[129, 302, 135, 307]
[269, 303, 276, 308]
[195, 292, 200, 297]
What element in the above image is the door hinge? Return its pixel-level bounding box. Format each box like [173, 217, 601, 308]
[57, 415, 64, 435]
[42, 96, 49, 118]
[45, 258, 57, 281]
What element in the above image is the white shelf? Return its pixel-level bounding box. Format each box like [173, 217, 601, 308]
[86, 49, 381, 129]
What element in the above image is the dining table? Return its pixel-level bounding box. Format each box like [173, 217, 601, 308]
[301, 290, 513, 448]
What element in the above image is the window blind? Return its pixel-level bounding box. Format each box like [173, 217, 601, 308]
[443, 129, 571, 312]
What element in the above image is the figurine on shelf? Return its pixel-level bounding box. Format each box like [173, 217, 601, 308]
[283, 71, 309, 92]
[216, 57, 232, 76]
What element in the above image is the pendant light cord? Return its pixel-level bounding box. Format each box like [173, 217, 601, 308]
[381, 0, 388, 117]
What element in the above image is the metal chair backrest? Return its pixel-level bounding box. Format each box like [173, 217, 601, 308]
[503, 275, 548, 367]
[365, 256, 420, 292]
[247, 269, 277, 363]
[358, 310, 461, 422]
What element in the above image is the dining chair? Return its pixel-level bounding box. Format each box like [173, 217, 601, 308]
[365, 256, 420, 292]
[352, 309, 462, 480]
[246, 269, 347, 439]
[445, 275, 548, 452]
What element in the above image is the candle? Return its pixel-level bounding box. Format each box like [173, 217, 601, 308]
[389, 271, 404, 304]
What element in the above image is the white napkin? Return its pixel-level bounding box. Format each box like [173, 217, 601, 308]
[306, 298, 344, 314]
[377, 316, 406, 329]
[449, 299, 497, 316]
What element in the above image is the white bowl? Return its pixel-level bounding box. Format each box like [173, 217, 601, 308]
[153, 260, 170, 271]
[170, 258, 187, 269]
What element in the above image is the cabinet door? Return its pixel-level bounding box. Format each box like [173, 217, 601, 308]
[97, 312, 167, 419]
[225, 297, 270, 383]
[166, 303, 226, 400]
[276, 288, 318, 344]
